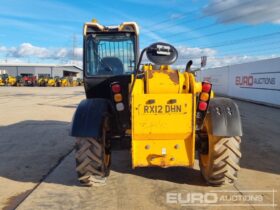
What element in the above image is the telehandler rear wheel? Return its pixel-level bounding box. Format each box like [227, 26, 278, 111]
[198, 116, 241, 186]
[75, 116, 111, 186]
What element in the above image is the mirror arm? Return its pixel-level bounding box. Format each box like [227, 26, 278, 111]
[185, 60, 193, 72]
[129, 47, 147, 96]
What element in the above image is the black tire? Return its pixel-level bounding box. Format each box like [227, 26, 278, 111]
[75, 117, 111, 186]
[198, 116, 241, 186]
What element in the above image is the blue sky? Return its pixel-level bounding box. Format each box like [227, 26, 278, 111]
[0, 0, 279, 67]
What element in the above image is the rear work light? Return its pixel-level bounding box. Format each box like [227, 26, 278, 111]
[202, 82, 211, 93]
[111, 84, 121, 93]
[116, 103, 124, 111]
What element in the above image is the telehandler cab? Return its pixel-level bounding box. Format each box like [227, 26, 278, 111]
[71, 21, 242, 186]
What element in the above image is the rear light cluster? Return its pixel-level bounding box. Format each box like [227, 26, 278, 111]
[111, 82, 124, 111]
[198, 82, 212, 111]
[196, 81, 212, 129]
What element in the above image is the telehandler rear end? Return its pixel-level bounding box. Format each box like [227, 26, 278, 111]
[71, 21, 242, 186]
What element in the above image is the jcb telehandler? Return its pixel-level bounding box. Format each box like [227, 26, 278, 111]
[71, 21, 242, 186]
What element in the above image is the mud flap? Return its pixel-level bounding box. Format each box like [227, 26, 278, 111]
[70, 98, 110, 138]
[207, 97, 242, 136]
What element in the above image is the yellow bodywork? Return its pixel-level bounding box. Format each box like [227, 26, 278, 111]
[61, 78, 70, 87]
[0, 77, 6, 86]
[47, 78, 56, 87]
[38, 77, 49, 86]
[71, 80, 78, 87]
[7, 76, 17, 86]
[131, 65, 203, 168]
[0, 75, 17, 86]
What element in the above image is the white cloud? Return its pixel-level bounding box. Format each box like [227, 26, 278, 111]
[13, 43, 49, 58]
[0, 43, 82, 62]
[0, 46, 7, 52]
[204, 0, 280, 24]
[55, 48, 69, 58]
[74, 48, 83, 58]
[0, 43, 279, 70]
[175, 54, 279, 70]
[176, 45, 216, 58]
[205, 55, 266, 67]
[171, 45, 279, 69]
[173, 45, 216, 68]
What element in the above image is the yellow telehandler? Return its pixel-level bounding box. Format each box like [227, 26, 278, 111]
[70, 21, 242, 186]
[7, 75, 17, 86]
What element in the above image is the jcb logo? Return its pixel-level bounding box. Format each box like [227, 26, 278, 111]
[143, 105, 182, 114]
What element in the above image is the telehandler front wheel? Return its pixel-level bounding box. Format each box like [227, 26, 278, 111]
[198, 117, 241, 186]
[75, 117, 111, 186]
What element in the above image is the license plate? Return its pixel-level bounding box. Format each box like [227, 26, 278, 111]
[141, 104, 184, 114]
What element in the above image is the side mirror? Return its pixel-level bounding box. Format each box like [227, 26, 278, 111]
[146, 42, 178, 65]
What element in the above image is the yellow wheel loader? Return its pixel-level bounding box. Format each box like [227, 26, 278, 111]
[38, 77, 49, 87]
[47, 77, 56, 87]
[71, 21, 242, 186]
[47, 77, 61, 87]
[60, 77, 70, 87]
[7, 75, 17, 86]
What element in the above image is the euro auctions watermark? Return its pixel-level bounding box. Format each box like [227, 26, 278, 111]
[166, 190, 277, 207]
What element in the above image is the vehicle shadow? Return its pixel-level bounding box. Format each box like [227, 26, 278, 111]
[0, 120, 78, 210]
[235, 100, 280, 175]
[0, 116, 279, 189]
[110, 149, 207, 186]
[0, 120, 204, 188]
[0, 120, 75, 185]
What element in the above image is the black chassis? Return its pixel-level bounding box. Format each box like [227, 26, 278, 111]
[71, 30, 139, 138]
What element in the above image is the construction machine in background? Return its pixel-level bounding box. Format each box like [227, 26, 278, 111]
[22, 75, 37, 86]
[15, 76, 23, 86]
[70, 78, 79, 87]
[47, 77, 56, 87]
[76, 78, 83, 86]
[0, 75, 81, 87]
[6, 75, 17, 86]
[0, 74, 17, 86]
[0, 74, 8, 86]
[60, 77, 70, 87]
[47, 76, 61, 87]
[72, 21, 242, 187]
[38, 77, 49, 87]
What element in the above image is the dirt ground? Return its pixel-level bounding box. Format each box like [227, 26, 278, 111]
[0, 87, 279, 210]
